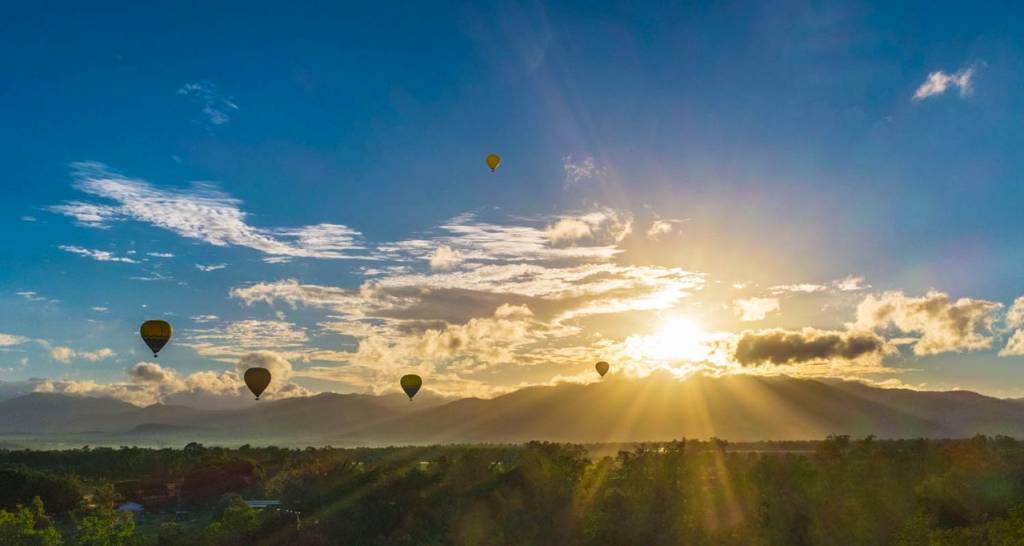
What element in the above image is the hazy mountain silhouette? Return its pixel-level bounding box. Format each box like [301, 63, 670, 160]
[2, 375, 1023, 445]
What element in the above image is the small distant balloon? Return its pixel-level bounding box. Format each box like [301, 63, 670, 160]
[595, 361, 610, 378]
[140, 320, 172, 357]
[244, 367, 272, 400]
[486, 154, 501, 172]
[400, 374, 422, 401]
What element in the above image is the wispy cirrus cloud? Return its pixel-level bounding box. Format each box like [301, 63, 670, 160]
[59, 245, 138, 264]
[50, 162, 368, 261]
[177, 81, 238, 126]
[913, 65, 976, 101]
[562, 155, 606, 185]
[195, 263, 227, 272]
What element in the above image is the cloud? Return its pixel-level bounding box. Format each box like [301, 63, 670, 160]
[191, 314, 219, 323]
[380, 212, 626, 264]
[21, 216, 36, 222]
[177, 81, 238, 126]
[733, 328, 889, 367]
[50, 162, 367, 261]
[835, 276, 869, 291]
[545, 209, 632, 245]
[646, 219, 678, 240]
[913, 65, 976, 100]
[59, 245, 138, 263]
[1007, 297, 1024, 329]
[16, 291, 57, 303]
[195, 263, 227, 272]
[429, 245, 463, 270]
[186, 320, 311, 362]
[91, 306, 108, 312]
[768, 283, 828, 295]
[79, 348, 116, 362]
[733, 297, 781, 322]
[855, 291, 1002, 355]
[147, 252, 175, 258]
[48, 346, 74, 363]
[1000, 330, 1024, 357]
[562, 155, 605, 184]
[235, 351, 295, 383]
[0, 334, 26, 347]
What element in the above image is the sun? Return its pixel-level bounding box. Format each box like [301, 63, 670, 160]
[637, 316, 709, 362]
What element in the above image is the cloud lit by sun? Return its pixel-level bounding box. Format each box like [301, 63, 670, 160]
[620, 316, 732, 377]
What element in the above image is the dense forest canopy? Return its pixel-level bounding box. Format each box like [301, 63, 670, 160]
[1, 436, 1024, 544]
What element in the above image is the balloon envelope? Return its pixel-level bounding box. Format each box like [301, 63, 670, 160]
[244, 367, 272, 400]
[400, 374, 422, 400]
[486, 154, 501, 172]
[140, 320, 172, 357]
[595, 361, 610, 377]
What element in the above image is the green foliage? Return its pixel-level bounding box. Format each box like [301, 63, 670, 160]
[0, 497, 62, 546]
[0, 468, 82, 514]
[4, 438, 1024, 544]
[74, 507, 137, 546]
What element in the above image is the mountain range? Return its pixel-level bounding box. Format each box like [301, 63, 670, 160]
[1, 374, 1023, 447]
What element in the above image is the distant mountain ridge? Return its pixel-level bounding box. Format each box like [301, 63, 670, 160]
[1, 375, 1023, 445]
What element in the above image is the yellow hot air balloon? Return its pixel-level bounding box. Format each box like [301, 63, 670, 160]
[400, 374, 422, 401]
[595, 361, 610, 378]
[244, 367, 272, 400]
[140, 320, 172, 357]
[486, 154, 501, 172]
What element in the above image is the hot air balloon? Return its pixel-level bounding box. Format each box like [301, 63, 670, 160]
[244, 367, 272, 400]
[400, 374, 422, 401]
[486, 154, 501, 172]
[140, 320, 172, 357]
[595, 361, 610, 378]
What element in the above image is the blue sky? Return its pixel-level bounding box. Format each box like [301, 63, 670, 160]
[1, 1, 1023, 406]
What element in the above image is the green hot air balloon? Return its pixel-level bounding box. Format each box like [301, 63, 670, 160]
[595, 361, 610, 378]
[244, 367, 272, 400]
[140, 320, 172, 357]
[400, 374, 422, 401]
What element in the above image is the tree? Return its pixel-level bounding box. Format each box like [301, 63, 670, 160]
[0, 497, 62, 546]
[75, 507, 137, 546]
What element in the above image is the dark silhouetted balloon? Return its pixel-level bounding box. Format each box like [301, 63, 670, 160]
[486, 154, 501, 172]
[244, 367, 272, 400]
[400, 374, 422, 400]
[140, 320, 172, 357]
[595, 361, 610, 378]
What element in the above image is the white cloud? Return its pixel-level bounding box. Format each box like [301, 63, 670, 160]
[195, 263, 227, 272]
[835, 276, 869, 291]
[147, 252, 175, 258]
[733, 297, 781, 322]
[91, 306, 108, 312]
[79, 348, 116, 362]
[48, 346, 74, 363]
[50, 162, 367, 261]
[21, 216, 36, 222]
[1000, 330, 1024, 357]
[191, 314, 219, 323]
[913, 65, 976, 101]
[855, 291, 1002, 355]
[177, 81, 238, 126]
[562, 155, 606, 184]
[1006, 297, 1024, 329]
[16, 291, 57, 303]
[545, 209, 632, 245]
[646, 220, 676, 240]
[0, 334, 26, 347]
[59, 245, 138, 263]
[769, 283, 828, 295]
[429, 245, 463, 270]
